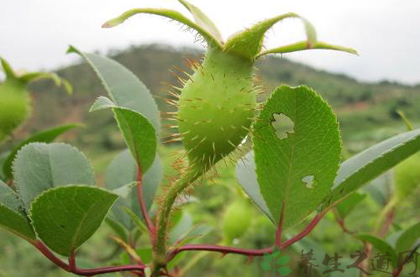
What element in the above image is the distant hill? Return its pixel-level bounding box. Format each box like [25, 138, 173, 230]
[23, 44, 420, 153]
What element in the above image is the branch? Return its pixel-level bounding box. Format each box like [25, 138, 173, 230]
[136, 166, 155, 238]
[34, 241, 145, 276]
[167, 244, 273, 261]
[167, 208, 330, 261]
[332, 209, 354, 234]
[377, 208, 395, 238]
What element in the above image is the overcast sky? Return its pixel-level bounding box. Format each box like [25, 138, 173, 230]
[1, 0, 419, 84]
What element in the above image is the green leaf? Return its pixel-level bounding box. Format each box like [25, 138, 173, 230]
[259, 261, 272, 271]
[112, 182, 137, 198]
[362, 172, 393, 207]
[13, 143, 95, 207]
[90, 97, 157, 172]
[105, 218, 128, 242]
[114, 107, 157, 172]
[224, 13, 316, 60]
[169, 211, 193, 244]
[355, 234, 397, 268]
[396, 110, 414, 131]
[395, 221, 420, 254]
[178, 0, 223, 42]
[17, 72, 72, 94]
[3, 124, 80, 180]
[335, 192, 366, 219]
[169, 210, 213, 247]
[0, 180, 36, 241]
[89, 96, 116, 112]
[278, 267, 292, 276]
[0, 151, 10, 180]
[323, 128, 420, 209]
[277, 255, 291, 265]
[101, 9, 222, 48]
[253, 85, 341, 229]
[30, 185, 118, 256]
[68, 46, 160, 132]
[121, 207, 148, 233]
[137, 248, 153, 264]
[105, 150, 162, 229]
[69, 47, 160, 170]
[236, 152, 274, 222]
[177, 224, 213, 246]
[0, 58, 17, 79]
[258, 41, 358, 57]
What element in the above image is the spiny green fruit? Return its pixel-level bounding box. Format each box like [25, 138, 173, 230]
[394, 153, 420, 201]
[222, 200, 252, 242]
[0, 80, 31, 143]
[177, 48, 255, 169]
[0, 58, 71, 144]
[103, 0, 357, 173]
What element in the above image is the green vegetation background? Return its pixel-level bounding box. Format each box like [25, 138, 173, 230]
[0, 44, 419, 276]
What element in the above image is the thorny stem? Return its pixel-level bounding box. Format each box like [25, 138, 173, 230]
[152, 169, 201, 273]
[137, 166, 155, 240]
[167, 207, 331, 262]
[34, 240, 145, 276]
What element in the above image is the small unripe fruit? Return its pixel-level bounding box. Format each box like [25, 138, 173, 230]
[222, 200, 252, 242]
[394, 153, 420, 201]
[177, 48, 256, 171]
[0, 81, 31, 143]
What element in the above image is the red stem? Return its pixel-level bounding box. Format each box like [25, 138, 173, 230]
[136, 166, 155, 240]
[69, 251, 76, 271]
[333, 209, 354, 234]
[167, 208, 329, 261]
[275, 203, 285, 247]
[34, 241, 145, 276]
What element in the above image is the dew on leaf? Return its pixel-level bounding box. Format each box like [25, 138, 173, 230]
[271, 113, 295, 140]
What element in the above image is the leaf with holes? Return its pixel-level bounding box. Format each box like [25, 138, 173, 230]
[3, 124, 80, 180]
[323, 128, 420, 209]
[0, 180, 35, 241]
[105, 149, 162, 229]
[253, 85, 341, 229]
[13, 143, 95, 207]
[30, 185, 118, 256]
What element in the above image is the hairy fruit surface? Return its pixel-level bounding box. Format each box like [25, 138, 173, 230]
[178, 48, 256, 170]
[0, 81, 30, 142]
